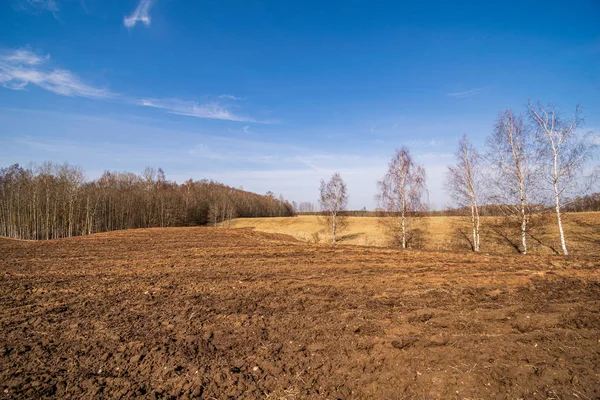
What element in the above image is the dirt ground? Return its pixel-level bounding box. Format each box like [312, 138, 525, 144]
[1, 227, 599, 399]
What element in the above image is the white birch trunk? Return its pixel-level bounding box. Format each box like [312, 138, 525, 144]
[520, 200, 527, 254]
[474, 205, 480, 252]
[553, 151, 568, 255]
[401, 208, 406, 249]
[554, 181, 568, 255]
[332, 212, 337, 243]
[470, 204, 477, 252]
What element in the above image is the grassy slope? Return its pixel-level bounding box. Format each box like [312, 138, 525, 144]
[231, 212, 600, 255]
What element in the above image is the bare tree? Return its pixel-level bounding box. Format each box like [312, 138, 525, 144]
[0, 162, 295, 240]
[318, 172, 348, 243]
[446, 135, 484, 252]
[377, 147, 427, 249]
[298, 202, 317, 213]
[528, 101, 598, 255]
[486, 110, 538, 254]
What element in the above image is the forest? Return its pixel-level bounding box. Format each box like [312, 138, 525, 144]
[0, 163, 294, 240]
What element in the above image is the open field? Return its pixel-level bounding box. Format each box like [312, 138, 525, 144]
[231, 213, 600, 255]
[1, 227, 599, 399]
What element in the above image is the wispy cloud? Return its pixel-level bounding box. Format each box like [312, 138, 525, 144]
[124, 0, 153, 28]
[18, 0, 59, 18]
[1, 108, 456, 208]
[218, 94, 244, 101]
[140, 98, 260, 123]
[0, 48, 111, 98]
[0, 48, 265, 123]
[187, 144, 231, 160]
[447, 87, 487, 98]
[417, 152, 453, 159]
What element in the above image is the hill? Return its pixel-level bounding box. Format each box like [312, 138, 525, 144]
[231, 213, 600, 256]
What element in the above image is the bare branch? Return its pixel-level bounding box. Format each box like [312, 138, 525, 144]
[376, 147, 428, 249]
[527, 101, 597, 255]
[445, 135, 483, 251]
[318, 172, 348, 243]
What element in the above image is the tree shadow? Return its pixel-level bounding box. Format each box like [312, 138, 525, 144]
[488, 226, 522, 254]
[406, 228, 426, 249]
[527, 232, 560, 255]
[569, 218, 600, 245]
[455, 228, 474, 252]
[339, 232, 364, 241]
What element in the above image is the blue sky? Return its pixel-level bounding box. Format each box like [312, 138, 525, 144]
[1, 0, 598, 209]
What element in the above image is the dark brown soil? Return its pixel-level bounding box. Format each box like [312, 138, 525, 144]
[1, 227, 599, 399]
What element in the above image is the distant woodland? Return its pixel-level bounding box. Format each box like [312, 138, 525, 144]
[563, 192, 600, 212]
[0, 163, 294, 240]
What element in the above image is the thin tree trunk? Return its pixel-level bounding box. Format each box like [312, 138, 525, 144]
[332, 213, 337, 243]
[552, 152, 568, 255]
[475, 206, 480, 251]
[401, 208, 406, 249]
[46, 183, 50, 240]
[470, 204, 477, 251]
[554, 182, 568, 255]
[520, 197, 527, 255]
[401, 182, 407, 249]
[85, 195, 90, 235]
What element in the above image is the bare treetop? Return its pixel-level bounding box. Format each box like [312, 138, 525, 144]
[319, 172, 348, 243]
[486, 109, 539, 254]
[528, 102, 596, 198]
[446, 135, 483, 251]
[377, 147, 427, 249]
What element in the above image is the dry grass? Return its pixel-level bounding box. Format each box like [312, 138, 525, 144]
[231, 212, 600, 255]
[233, 215, 386, 246]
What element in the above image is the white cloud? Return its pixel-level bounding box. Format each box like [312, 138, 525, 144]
[1, 48, 48, 65]
[0, 48, 265, 123]
[187, 144, 230, 160]
[140, 98, 259, 123]
[447, 87, 487, 98]
[19, 0, 59, 17]
[124, 0, 152, 28]
[0, 48, 111, 98]
[417, 152, 453, 159]
[218, 94, 244, 101]
[2, 108, 457, 209]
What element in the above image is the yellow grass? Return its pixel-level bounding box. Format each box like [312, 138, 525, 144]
[231, 212, 600, 255]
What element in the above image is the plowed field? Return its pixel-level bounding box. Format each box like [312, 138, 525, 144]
[1, 227, 599, 399]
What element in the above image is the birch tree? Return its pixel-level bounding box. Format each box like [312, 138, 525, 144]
[376, 147, 427, 249]
[445, 135, 484, 252]
[0, 162, 295, 239]
[528, 101, 598, 255]
[319, 172, 348, 243]
[486, 110, 538, 254]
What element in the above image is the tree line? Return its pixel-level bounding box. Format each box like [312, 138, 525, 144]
[318, 101, 598, 255]
[0, 164, 294, 240]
